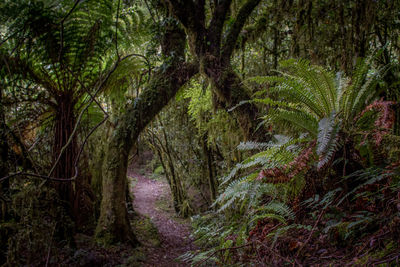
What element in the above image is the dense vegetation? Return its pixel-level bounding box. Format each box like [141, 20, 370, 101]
[0, 0, 399, 266]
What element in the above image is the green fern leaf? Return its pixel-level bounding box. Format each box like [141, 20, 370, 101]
[317, 112, 340, 169]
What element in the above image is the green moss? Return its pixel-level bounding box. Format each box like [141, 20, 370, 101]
[94, 228, 118, 247]
[131, 215, 160, 248]
[154, 165, 164, 175]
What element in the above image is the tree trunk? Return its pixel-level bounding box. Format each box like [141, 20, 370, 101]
[89, 124, 111, 220]
[95, 21, 198, 244]
[95, 131, 137, 244]
[52, 92, 77, 207]
[0, 87, 9, 221]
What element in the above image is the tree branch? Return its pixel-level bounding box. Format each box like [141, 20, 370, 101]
[166, 0, 206, 55]
[166, 0, 201, 31]
[207, 0, 232, 55]
[221, 0, 261, 63]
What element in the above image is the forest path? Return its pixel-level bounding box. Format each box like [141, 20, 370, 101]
[128, 168, 196, 267]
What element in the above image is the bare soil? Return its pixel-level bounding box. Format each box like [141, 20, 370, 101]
[128, 167, 196, 267]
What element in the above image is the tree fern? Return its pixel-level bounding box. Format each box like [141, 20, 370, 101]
[249, 58, 388, 172]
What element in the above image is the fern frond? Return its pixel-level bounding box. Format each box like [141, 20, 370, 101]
[266, 108, 319, 136]
[252, 97, 299, 109]
[250, 213, 287, 224]
[317, 113, 340, 169]
[216, 175, 259, 212]
[271, 81, 325, 117]
[340, 57, 386, 123]
[237, 141, 272, 151]
[351, 64, 390, 119]
[247, 75, 287, 84]
[337, 167, 392, 206]
[220, 158, 266, 186]
[277, 59, 337, 117]
[254, 201, 295, 220]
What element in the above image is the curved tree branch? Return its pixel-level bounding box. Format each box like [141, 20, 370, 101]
[221, 0, 261, 63]
[207, 0, 232, 56]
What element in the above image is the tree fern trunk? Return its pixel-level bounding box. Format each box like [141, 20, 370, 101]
[52, 92, 77, 208]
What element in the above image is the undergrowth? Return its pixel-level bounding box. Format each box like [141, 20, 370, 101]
[184, 59, 400, 266]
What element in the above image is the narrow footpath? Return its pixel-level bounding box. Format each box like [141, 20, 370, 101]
[128, 168, 196, 267]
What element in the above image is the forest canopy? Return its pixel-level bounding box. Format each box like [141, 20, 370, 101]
[0, 0, 399, 266]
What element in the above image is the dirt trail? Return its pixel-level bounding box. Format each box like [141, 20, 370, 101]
[129, 170, 196, 267]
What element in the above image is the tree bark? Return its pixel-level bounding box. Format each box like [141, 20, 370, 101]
[95, 22, 198, 244]
[0, 87, 9, 221]
[52, 92, 77, 208]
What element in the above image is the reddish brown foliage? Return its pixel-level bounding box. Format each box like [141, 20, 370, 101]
[358, 99, 396, 145]
[257, 141, 316, 183]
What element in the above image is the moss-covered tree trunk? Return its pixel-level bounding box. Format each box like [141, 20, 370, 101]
[95, 131, 136, 244]
[95, 21, 198, 244]
[89, 123, 112, 220]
